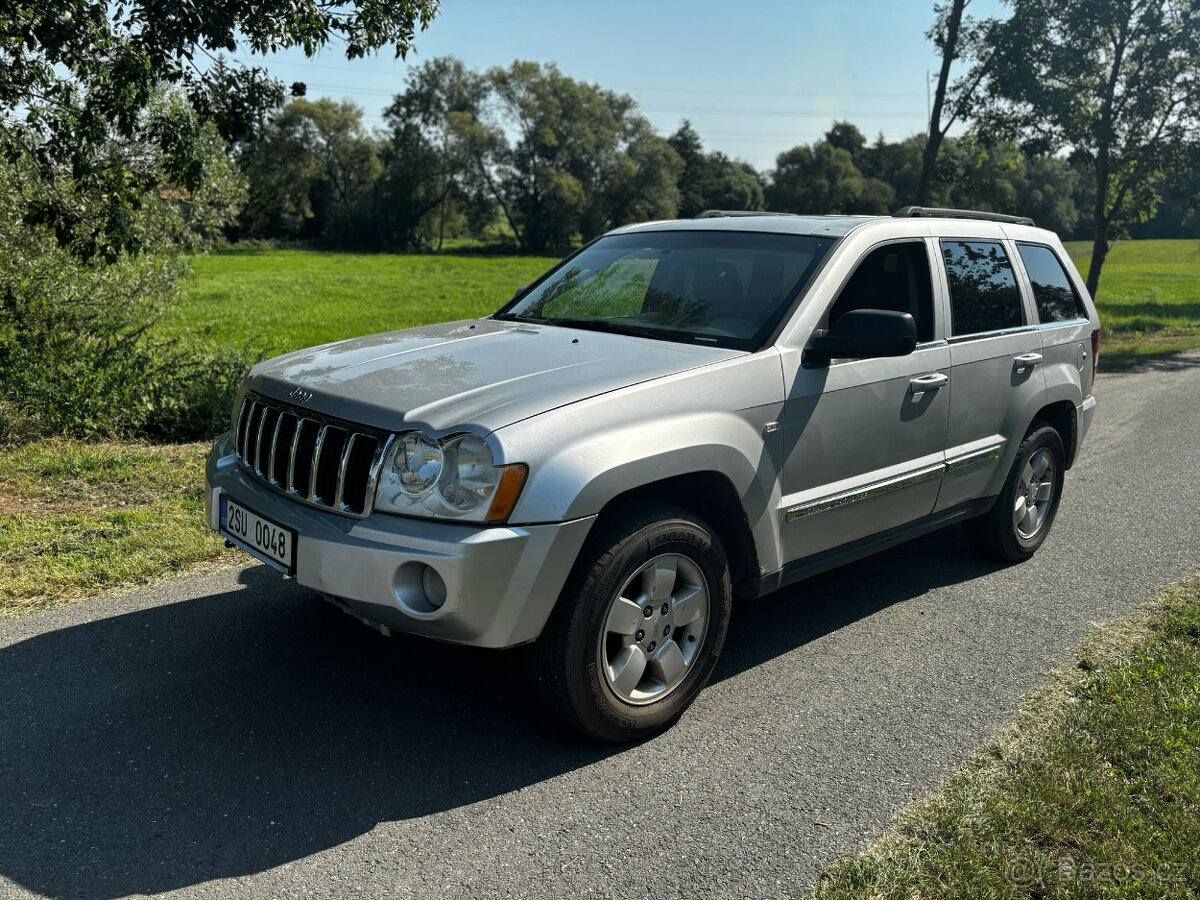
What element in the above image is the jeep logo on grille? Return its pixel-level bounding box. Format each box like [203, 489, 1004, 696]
[288, 387, 314, 405]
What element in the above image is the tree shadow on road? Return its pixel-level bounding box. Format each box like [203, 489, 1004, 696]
[0, 529, 1003, 898]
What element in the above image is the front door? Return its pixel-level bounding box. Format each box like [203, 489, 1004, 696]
[777, 240, 951, 564]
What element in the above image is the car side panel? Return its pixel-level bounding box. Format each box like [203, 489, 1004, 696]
[775, 344, 951, 562]
[491, 351, 790, 576]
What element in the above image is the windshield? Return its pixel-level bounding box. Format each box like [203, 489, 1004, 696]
[495, 230, 834, 350]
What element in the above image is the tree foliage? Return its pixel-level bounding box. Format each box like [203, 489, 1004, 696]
[486, 62, 681, 252]
[977, 0, 1200, 294]
[668, 121, 764, 217]
[1, 0, 439, 259]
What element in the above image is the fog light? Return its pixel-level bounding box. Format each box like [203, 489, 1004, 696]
[421, 565, 447, 609]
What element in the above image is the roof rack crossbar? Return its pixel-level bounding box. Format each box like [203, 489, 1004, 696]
[695, 209, 799, 219]
[892, 205, 1035, 226]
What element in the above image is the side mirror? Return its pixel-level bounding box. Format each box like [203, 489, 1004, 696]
[512, 285, 530, 302]
[804, 309, 917, 367]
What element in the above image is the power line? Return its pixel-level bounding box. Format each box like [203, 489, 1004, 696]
[304, 83, 925, 118]
[234, 55, 925, 101]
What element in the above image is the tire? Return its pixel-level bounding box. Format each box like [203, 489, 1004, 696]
[964, 423, 1066, 562]
[526, 504, 732, 742]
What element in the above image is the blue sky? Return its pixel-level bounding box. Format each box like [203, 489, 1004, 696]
[230, 0, 1006, 171]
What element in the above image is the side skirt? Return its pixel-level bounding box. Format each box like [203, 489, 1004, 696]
[744, 497, 994, 599]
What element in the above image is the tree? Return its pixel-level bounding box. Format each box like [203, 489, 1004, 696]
[1, 0, 438, 257]
[382, 57, 496, 249]
[767, 141, 894, 215]
[668, 121, 764, 217]
[918, 0, 995, 205]
[241, 98, 381, 241]
[979, 0, 1200, 295]
[486, 62, 681, 252]
[945, 136, 1080, 235]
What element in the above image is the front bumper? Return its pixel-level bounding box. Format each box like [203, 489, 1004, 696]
[205, 432, 595, 648]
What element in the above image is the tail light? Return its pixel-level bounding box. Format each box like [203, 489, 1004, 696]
[1090, 328, 1100, 381]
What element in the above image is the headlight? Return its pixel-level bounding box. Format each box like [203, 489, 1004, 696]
[438, 435, 498, 511]
[375, 431, 526, 523]
[397, 433, 443, 496]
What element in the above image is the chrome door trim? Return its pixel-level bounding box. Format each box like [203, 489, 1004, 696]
[785, 463, 945, 522]
[946, 325, 1038, 344]
[945, 444, 1002, 471]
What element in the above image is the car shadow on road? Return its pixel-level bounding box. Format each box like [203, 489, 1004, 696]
[715, 527, 1001, 683]
[0, 529, 1002, 898]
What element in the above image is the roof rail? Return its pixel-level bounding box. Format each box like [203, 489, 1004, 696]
[695, 209, 799, 219]
[892, 206, 1035, 226]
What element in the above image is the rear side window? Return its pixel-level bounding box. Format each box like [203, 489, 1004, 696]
[1017, 244, 1088, 323]
[941, 241, 1024, 336]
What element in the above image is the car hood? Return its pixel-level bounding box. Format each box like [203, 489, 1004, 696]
[244, 318, 742, 434]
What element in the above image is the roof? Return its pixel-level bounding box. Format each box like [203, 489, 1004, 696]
[610, 214, 877, 239]
[609, 207, 1052, 241]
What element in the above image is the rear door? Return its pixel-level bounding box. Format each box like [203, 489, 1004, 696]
[935, 238, 1046, 511]
[1013, 241, 1096, 398]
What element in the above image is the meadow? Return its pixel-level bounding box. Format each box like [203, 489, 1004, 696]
[167, 249, 559, 354]
[1064, 239, 1200, 367]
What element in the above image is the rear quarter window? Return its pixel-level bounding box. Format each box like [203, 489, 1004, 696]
[1017, 243, 1088, 324]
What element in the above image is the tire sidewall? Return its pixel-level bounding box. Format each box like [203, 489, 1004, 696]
[1006, 426, 1066, 555]
[575, 516, 731, 738]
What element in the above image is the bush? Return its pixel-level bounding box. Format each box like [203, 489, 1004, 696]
[0, 118, 255, 444]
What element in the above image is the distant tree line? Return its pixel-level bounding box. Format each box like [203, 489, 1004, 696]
[226, 52, 1200, 256]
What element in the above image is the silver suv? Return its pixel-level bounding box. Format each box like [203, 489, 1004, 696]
[206, 207, 1100, 741]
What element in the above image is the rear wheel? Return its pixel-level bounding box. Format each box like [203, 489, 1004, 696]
[526, 504, 732, 742]
[964, 423, 1065, 562]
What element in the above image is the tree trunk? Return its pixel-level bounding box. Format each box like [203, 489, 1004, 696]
[1086, 232, 1108, 299]
[1086, 153, 1109, 298]
[916, 0, 966, 206]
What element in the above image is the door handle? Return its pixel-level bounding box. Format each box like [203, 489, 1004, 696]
[1013, 352, 1043, 370]
[908, 372, 949, 393]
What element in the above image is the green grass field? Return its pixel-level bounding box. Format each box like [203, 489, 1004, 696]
[1064, 240, 1200, 368]
[169, 249, 559, 354]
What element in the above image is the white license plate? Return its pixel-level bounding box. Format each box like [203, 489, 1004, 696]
[220, 495, 296, 574]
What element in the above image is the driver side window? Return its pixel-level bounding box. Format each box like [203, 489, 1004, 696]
[826, 242, 935, 343]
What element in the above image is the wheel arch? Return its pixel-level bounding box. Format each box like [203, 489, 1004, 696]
[591, 471, 761, 598]
[1032, 399, 1078, 467]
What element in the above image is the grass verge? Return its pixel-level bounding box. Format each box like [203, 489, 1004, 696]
[0, 441, 233, 618]
[814, 575, 1200, 899]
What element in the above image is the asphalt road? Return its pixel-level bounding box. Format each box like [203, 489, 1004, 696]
[4, 355, 1200, 900]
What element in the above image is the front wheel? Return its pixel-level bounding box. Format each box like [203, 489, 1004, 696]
[526, 504, 732, 742]
[964, 423, 1065, 562]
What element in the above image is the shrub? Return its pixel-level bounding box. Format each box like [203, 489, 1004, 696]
[0, 117, 255, 444]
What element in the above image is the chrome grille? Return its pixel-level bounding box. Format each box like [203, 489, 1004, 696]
[233, 394, 390, 517]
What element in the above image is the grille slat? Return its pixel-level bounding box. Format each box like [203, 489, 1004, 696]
[232, 395, 388, 518]
[314, 427, 347, 505]
[292, 419, 320, 499]
[243, 402, 264, 469]
[271, 414, 297, 486]
[255, 407, 279, 475]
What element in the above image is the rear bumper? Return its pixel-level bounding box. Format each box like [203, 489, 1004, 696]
[205, 432, 594, 648]
[1076, 394, 1097, 461]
